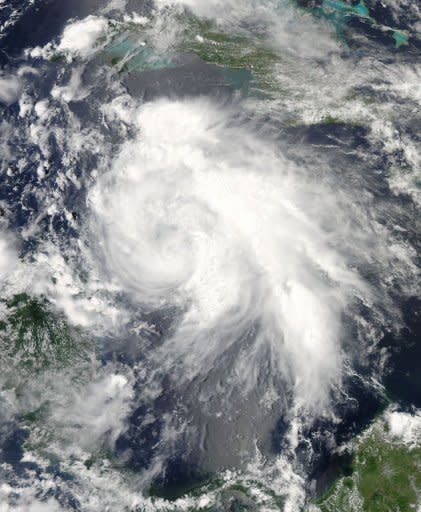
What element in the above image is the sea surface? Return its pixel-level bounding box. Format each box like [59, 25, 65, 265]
[0, 0, 420, 510]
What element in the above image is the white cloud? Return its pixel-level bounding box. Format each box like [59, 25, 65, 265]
[88, 97, 375, 411]
[57, 16, 108, 60]
[387, 409, 421, 448]
[153, 0, 338, 58]
[0, 232, 17, 283]
[0, 76, 22, 106]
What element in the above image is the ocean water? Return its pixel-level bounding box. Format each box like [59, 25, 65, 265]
[0, 0, 420, 510]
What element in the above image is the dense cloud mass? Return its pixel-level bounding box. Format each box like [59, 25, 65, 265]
[0, 0, 420, 510]
[90, 97, 361, 410]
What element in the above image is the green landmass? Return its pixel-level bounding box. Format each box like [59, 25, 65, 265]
[147, 475, 285, 511]
[0, 293, 88, 375]
[316, 417, 421, 512]
[179, 16, 281, 94]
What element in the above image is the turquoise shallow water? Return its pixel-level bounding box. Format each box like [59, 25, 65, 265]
[311, 0, 410, 47]
[0, 0, 420, 511]
[104, 36, 175, 71]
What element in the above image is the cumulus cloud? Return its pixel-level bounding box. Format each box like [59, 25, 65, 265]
[57, 15, 108, 59]
[387, 409, 421, 447]
[50, 368, 135, 450]
[0, 76, 22, 106]
[0, 232, 17, 283]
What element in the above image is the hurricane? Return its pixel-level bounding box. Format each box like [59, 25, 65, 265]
[0, 0, 420, 511]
